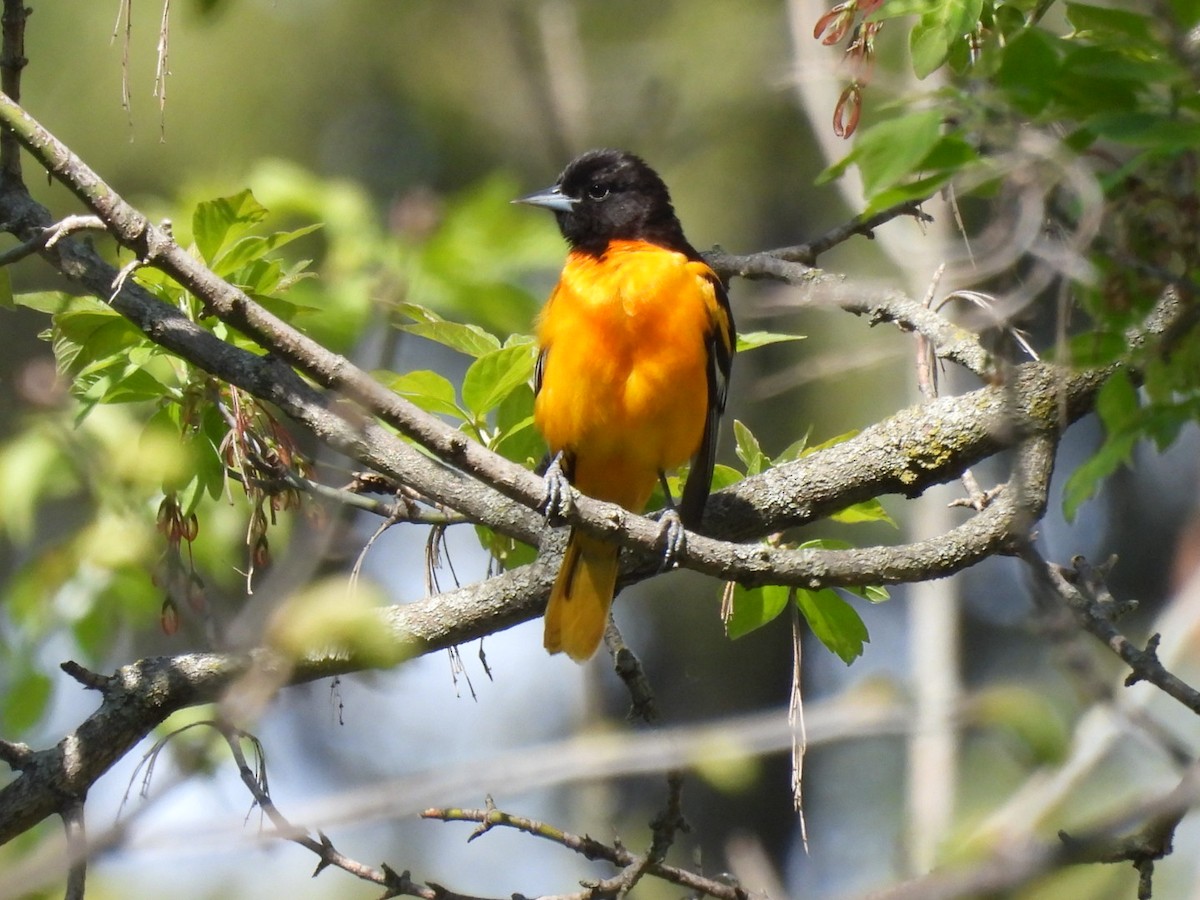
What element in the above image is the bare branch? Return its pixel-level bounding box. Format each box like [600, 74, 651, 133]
[871, 759, 1200, 900]
[704, 247, 996, 379]
[755, 195, 935, 266]
[219, 725, 394, 892]
[0, 214, 106, 265]
[1022, 548, 1200, 717]
[423, 779, 746, 900]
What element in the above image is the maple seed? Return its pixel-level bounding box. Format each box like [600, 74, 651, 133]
[813, 2, 855, 46]
[833, 82, 863, 139]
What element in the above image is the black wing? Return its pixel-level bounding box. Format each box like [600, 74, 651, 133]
[678, 274, 735, 529]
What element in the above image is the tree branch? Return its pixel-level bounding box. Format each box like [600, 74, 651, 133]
[422, 781, 746, 900]
[704, 247, 996, 379]
[743, 195, 935, 266]
[872, 759, 1200, 900]
[1022, 548, 1200, 716]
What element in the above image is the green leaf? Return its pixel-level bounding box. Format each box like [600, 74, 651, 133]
[795, 588, 869, 664]
[726, 584, 791, 639]
[1062, 429, 1137, 520]
[1142, 403, 1190, 452]
[461, 342, 537, 417]
[1059, 367, 1183, 515]
[855, 109, 946, 199]
[475, 525, 539, 571]
[10, 290, 85, 315]
[3, 665, 52, 733]
[1096, 369, 1139, 432]
[803, 429, 859, 455]
[733, 419, 767, 476]
[910, 0, 984, 78]
[830, 497, 896, 526]
[1086, 113, 1200, 151]
[910, 19, 952, 80]
[709, 463, 744, 491]
[53, 309, 146, 379]
[379, 369, 464, 419]
[1065, 3, 1155, 44]
[79, 365, 168, 406]
[192, 189, 269, 264]
[398, 303, 503, 358]
[862, 170, 958, 217]
[214, 223, 322, 277]
[919, 133, 980, 172]
[1062, 46, 1179, 85]
[492, 414, 543, 464]
[992, 3, 1028, 38]
[736, 330, 806, 352]
[772, 433, 810, 466]
[493, 383, 544, 465]
[843, 583, 891, 603]
[1066, 330, 1128, 366]
[996, 28, 1062, 115]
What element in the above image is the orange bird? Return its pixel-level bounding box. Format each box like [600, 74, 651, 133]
[515, 149, 735, 661]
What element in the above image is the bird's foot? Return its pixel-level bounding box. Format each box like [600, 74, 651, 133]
[542, 451, 573, 524]
[657, 507, 686, 572]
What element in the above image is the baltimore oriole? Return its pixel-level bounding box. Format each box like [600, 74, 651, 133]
[516, 149, 735, 662]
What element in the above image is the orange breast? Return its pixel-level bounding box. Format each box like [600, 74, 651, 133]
[534, 241, 718, 512]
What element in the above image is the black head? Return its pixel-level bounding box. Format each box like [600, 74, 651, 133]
[514, 149, 691, 256]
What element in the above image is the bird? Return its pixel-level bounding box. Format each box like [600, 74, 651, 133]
[514, 149, 735, 662]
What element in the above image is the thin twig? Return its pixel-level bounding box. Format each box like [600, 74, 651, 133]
[154, 0, 171, 137]
[763, 196, 936, 266]
[0, 215, 106, 266]
[588, 771, 689, 899]
[422, 793, 746, 900]
[604, 619, 658, 724]
[707, 248, 996, 379]
[1022, 547, 1200, 716]
[873, 759, 1200, 899]
[218, 724, 430, 896]
[111, 0, 133, 118]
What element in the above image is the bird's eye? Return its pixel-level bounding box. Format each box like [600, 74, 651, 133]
[587, 183, 610, 201]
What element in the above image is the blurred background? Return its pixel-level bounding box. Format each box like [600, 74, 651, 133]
[3, 1, 1200, 898]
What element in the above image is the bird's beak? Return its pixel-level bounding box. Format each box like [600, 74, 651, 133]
[512, 184, 577, 213]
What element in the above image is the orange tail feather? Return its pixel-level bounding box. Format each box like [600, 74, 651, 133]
[543, 529, 619, 662]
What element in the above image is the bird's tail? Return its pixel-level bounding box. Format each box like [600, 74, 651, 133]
[543, 529, 619, 662]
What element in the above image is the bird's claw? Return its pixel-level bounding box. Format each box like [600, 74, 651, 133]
[657, 508, 686, 572]
[542, 452, 573, 524]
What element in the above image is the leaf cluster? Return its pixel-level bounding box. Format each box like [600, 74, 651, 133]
[827, 1, 1200, 515]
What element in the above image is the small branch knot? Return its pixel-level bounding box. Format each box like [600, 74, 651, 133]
[60, 660, 115, 693]
[0, 737, 34, 771]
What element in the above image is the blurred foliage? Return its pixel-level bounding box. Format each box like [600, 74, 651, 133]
[816, 0, 1200, 520]
[0, 164, 569, 736]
